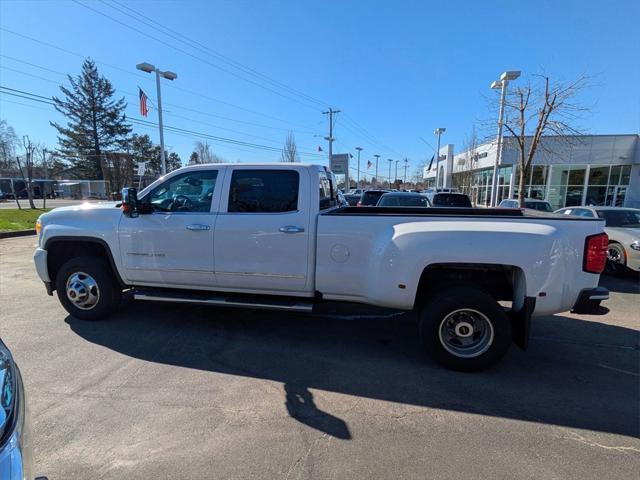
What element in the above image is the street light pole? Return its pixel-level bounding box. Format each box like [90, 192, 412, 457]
[374, 154, 380, 185]
[355, 146, 363, 189]
[154, 69, 167, 175]
[403, 158, 408, 185]
[395, 159, 399, 187]
[387, 159, 393, 188]
[434, 128, 446, 189]
[490, 70, 520, 206]
[136, 62, 178, 176]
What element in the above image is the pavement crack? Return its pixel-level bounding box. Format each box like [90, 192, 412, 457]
[284, 432, 328, 480]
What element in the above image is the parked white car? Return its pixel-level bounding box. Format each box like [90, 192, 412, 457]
[555, 206, 640, 274]
[499, 198, 554, 212]
[34, 163, 609, 371]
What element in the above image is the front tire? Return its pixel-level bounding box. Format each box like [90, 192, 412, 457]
[419, 287, 512, 372]
[55, 256, 121, 320]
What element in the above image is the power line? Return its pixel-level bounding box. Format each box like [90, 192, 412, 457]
[0, 86, 325, 159]
[0, 54, 318, 136]
[103, 0, 327, 108]
[73, 0, 323, 111]
[1, 27, 397, 154]
[0, 28, 316, 128]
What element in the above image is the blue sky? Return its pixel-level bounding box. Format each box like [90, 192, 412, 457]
[1, 0, 638, 179]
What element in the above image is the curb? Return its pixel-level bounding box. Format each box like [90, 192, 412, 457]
[0, 229, 37, 239]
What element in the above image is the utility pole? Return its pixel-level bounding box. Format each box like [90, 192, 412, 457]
[42, 148, 48, 209]
[322, 108, 342, 187]
[403, 158, 409, 185]
[355, 147, 363, 189]
[387, 159, 393, 189]
[374, 154, 380, 185]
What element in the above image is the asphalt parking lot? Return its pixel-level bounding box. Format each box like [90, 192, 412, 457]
[1, 236, 639, 480]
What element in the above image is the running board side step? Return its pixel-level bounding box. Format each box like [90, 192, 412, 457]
[133, 289, 314, 313]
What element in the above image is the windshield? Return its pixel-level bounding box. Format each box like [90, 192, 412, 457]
[360, 191, 386, 206]
[596, 210, 640, 228]
[525, 201, 553, 212]
[378, 195, 430, 207]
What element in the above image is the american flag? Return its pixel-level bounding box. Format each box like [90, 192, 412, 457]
[367, 160, 373, 169]
[139, 88, 149, 117]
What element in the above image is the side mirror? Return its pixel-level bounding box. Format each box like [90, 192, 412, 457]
[121, 187, 139, 218]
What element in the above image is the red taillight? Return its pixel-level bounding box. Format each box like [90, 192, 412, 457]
[583, 233, 608, 273]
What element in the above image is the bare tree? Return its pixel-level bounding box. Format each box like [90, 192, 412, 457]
[194, 140, 224, 164]
[16, 136, 37, 209]
[498, 74, 589, 207]
[0, 119, 18, 170]
[280, 132, 299, 163]
[101, 152, 134, 199]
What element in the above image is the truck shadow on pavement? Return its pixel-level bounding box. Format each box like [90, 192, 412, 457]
[600, 273, 640, 294]
[64, 301, 639, 440]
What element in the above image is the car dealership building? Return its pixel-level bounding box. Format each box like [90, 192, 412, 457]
[423, 134, 640, 209]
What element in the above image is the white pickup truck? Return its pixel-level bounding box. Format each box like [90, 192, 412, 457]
[33, 163, 609, 371]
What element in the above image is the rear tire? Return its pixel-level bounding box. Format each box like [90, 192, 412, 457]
[419, 286, 512, 372]
[55, 256, 121, 321]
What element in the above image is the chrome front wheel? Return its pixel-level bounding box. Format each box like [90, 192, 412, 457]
[65, 272, 100, 310]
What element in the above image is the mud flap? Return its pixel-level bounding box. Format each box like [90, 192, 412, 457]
[510, 297, 536, 350]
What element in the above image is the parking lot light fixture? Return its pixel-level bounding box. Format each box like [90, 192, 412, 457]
[136, 62, 178, 175]
[490, 70, 520, 206]
[434, 128, 446, 189]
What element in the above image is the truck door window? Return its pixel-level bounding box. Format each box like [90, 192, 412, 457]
[228, 170, 299, 213]
[148, 170, 218, 213]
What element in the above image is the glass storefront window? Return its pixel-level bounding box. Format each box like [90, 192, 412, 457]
[620, 165, 631, 185]
[609, 166, 621, 185]
[586, 186, 607, 206]
[568, 166, 586, 185]
[565, 186, 584, 206]
[588, 166, 609, 186]
[547, 184, 567, 210]
[531, 166, 547, 185]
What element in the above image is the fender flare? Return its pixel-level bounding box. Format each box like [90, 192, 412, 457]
[44, 236, 126, 287]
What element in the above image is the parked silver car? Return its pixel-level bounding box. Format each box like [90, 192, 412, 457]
[555, 206, 640, 274]
[0, 338, 44, 480]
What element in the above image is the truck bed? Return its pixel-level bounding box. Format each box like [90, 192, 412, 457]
[326, 206, 603, 220]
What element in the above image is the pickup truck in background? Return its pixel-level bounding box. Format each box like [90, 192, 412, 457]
[33, 164, 609, 371]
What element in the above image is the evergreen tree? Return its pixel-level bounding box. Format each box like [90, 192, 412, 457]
[166, 152, 182, 172]
[51, 58, 131, 179]
[129, 133, 181, 175]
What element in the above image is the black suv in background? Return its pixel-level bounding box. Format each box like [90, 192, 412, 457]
[358, 189, 389, 206]
[432, 192, 472, 208]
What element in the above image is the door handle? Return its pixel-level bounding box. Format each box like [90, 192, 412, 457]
[186, 224, 211, 231]
[279, 226, 305, 234]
